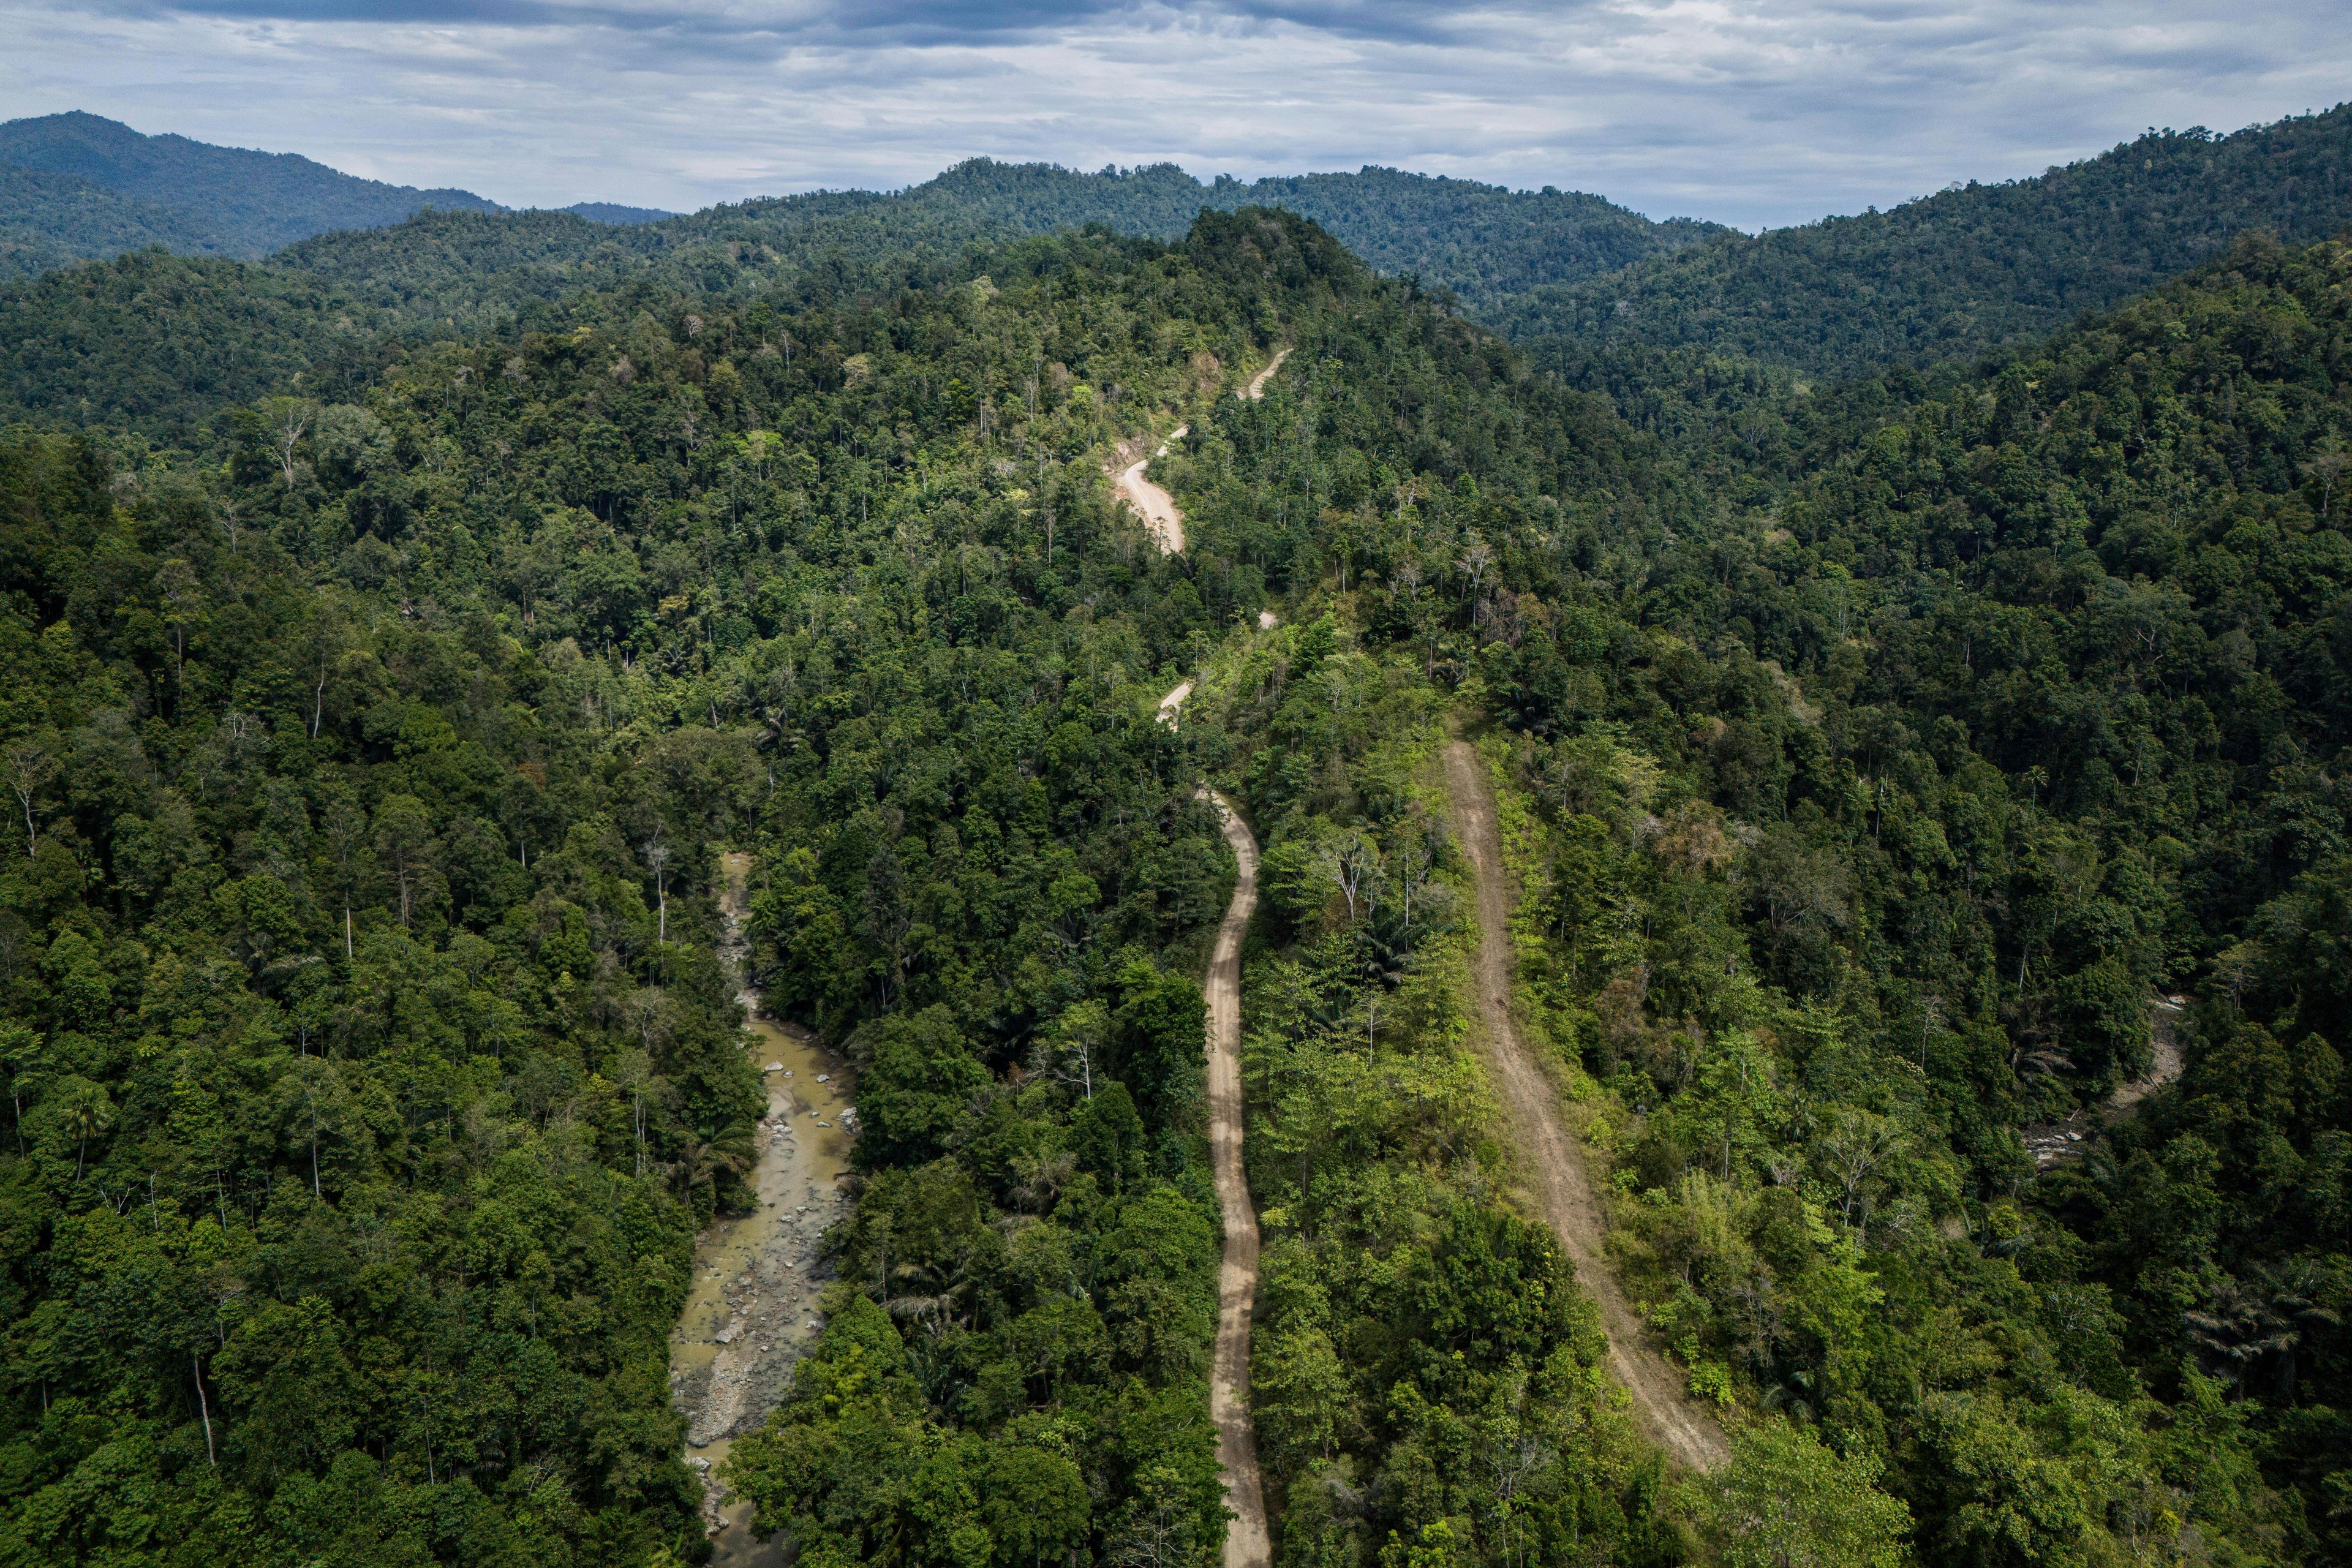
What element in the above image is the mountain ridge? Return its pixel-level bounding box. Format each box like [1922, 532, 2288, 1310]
[0, 112, 676, 277]
[1506, 100, 2352, 374]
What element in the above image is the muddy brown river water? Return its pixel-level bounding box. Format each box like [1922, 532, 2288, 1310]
[670, 851, 856, 1564]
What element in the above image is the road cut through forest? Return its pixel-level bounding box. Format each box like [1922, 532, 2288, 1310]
[1441, 742, 1733, 1473]
[1140, 347, 1289, 1568]
[1114, 348, 1291, 555]
[1199, 786, 1272, 1568]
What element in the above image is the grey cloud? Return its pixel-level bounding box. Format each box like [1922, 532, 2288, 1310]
[129, 0, 1513, 45]
[8, 0, 2348, 228]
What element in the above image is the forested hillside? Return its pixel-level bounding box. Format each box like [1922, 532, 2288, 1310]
[0, 113, 503, 259]
[265, 157, 1720, 337]
[0, 165, 233, 281]
[1134, 225, 2352, 1566]
[7, 119, 2352, 1568]
[0, 206, 1352, 1564]
[825, 161, 1724, 319]
[0, 132, 1714, 356]
[1507, 104, 2352, 375]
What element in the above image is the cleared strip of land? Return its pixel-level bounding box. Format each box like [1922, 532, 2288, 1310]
[1442, 742, 1730, 1473]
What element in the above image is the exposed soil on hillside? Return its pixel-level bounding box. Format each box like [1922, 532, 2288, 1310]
[1441, 743, 1730, 1473]
[1115, 348, 1289, 557]
[1200, 787, 1272, 1568]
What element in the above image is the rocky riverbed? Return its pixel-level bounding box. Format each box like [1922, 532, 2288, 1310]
[670, 852, 856, 1564]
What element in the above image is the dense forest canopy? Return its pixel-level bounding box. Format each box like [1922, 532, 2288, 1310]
[1144, 223, 2352, 1567]
[0, 208, 1351, 1564]
[1509, 105, 2352, 376]
[0, 164, 235, 282]
[0, 113, 503, 271]
[0, 117, 1719, 317]
[4, 94, 2352, 1568]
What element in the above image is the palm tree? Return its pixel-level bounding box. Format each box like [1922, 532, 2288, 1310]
[59, 1079, 115, 1180]
[2187, 1259, 2345, 1400]
[667, 1123, 756, 1204]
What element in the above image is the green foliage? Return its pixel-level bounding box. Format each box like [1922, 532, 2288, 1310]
[1153, 225, 2352, 1560]
[12, 106, 2352, 1564]
[1507, 102, 2352, 375]
[0, 111, 500, 258]
[0, 166, 231, 281]
[0, 207, 1361, 1564]
[1703, 1424, 1908, 1568]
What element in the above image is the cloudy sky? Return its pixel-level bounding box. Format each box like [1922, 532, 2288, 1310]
[3, 0, 2347, 229]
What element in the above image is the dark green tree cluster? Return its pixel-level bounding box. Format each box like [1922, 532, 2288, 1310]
[0, 424, 755, 1564]
[0, 164, 232, 282]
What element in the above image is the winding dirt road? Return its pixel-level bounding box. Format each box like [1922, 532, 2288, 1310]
[1159, 678, 1272, 1568]
[1115, 426, 1191, 553]
[1240, 347, 1290, 401]
[1442, 742, 1730, 1473]
[1202, 788, 1270, 1568]
[1127, 356, 1286, 1562]
[1115, 348, 1289, 556]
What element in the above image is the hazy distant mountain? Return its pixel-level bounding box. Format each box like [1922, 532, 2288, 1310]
[558, 202, 675, 225]
[693, 159, 1726, 317]
[0, 113, 1719, 314]
[0, 111, 501, 260]
[270, 157, 1723, 330]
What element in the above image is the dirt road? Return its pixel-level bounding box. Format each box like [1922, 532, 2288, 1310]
[1441, 743, 1730, 1473]
[1159, 678, 1271, 1566]
[1115, 425, 1190, 554]
[1117, 348, 1289, 557]
[1240, 348, 1289, 401]
[1200, 786, 1271, 1568]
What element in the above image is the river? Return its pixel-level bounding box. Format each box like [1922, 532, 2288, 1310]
[669, 851, 857, 1564]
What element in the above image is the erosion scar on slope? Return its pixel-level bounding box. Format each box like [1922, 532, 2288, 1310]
[1201, 788, 1271, 1568]
[1441, 742, 1732, 1473]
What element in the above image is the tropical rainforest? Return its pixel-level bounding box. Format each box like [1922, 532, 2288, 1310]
[1, 94, 2351, 1568]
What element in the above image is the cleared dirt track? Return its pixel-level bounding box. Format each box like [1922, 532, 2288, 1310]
[1240, 347, 1289, 401]
[1442, 742, 1731, 1473]
[1115, 427, 1189, 553]
[1136, 355, 1289, 1564]
[1202, 788, 1271, 1568]
[1116, 347, 1289, 557]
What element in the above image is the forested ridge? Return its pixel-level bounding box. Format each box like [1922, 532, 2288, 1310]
[1510, 104, 2352, 377]
[0, 127, 1713, 333]
[0, 113, 507, 277]
[1140, 225, 2352, 1566]
[0, 113, 667, 282]
[5, 120, 2352, 1568]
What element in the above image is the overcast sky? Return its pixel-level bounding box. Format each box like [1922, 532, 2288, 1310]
[3, 0, 2346, 230]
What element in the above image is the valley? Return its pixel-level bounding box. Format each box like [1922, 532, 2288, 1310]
[671, 853, 857, 1562]
[4, 96, 2352, 1568]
